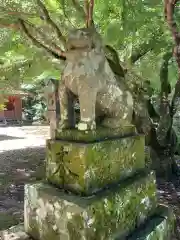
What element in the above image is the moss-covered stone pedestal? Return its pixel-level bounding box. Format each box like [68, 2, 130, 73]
[46, 129, 145, 195]
[0, 127, 175, 240]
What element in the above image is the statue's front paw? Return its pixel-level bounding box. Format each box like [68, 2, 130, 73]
[77, 121, 96, 131]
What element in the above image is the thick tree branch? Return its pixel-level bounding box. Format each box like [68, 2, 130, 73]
[105, 45, 126, 77]
[18, 19, 66, 61]
[165, 0, 179, 45]
[23, 20, 64, 53]
[85, 0, 94, 28]
[165, 0, 180, 116]
[85, 0, 89, 27]
[0, 23, 19, 29]
[105, 45, 120, 64]
[165, 0, 180, 67]
[88, 0, 94, 27]
[36, 0, 66, 46]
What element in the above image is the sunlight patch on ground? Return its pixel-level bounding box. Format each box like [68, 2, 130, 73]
[0, 126, 50, 152]
[0, 138, 46, 152]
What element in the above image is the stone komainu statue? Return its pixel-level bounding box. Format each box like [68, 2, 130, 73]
[58, 27, 134, 131]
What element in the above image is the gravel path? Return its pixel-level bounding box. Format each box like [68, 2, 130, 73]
[0, 126, 49, 229]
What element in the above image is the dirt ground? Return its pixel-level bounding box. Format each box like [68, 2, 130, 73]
[0, 125, 179, 238]
[0, 126, 48, 229]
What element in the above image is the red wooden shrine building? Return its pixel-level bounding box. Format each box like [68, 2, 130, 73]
[0, 92, 26, 122]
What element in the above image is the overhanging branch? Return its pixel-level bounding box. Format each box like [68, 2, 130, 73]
[85, 0, 94, 28]
[18, 18, 66, 61]
[88, 0, 94, 27]
[36, 0, 66, 46]
[0, 22, 19, 30]
[23, 20, 64, 53]
[105, 45, 126, 77]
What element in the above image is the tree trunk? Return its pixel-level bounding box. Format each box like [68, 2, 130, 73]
[107, 45, 179, 178]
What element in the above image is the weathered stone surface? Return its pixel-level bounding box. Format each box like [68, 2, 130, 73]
[127, 205, 175, 240]
[0, 224, 31, 240]
[55, 125, 136, 142]
[46, 132, 145, 195]
[24, 171, 157, 240]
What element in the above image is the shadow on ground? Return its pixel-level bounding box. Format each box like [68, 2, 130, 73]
[0, 146, 45, 230]
[0, 135, 25, 141]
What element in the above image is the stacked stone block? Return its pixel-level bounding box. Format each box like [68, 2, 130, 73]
[1, 126, 175, 240]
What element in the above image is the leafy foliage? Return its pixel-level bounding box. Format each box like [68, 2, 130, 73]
[22, 81, 47, 122]
[1, 0, 180, 177]
[0, 0, 178, 91]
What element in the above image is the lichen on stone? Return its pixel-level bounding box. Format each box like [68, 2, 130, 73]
[127, 205, 175, 240]
[24, 171, 157, 240]
[46, 133, 145, 195]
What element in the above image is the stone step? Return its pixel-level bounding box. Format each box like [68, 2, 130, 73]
[46, 129, 145, 195]
[24, 171, 157, 240]
[127, 205, 175, 240]
[0, 206, 174, 240]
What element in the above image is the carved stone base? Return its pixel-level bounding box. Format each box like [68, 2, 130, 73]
[46, 129, 145, 195]
[1, 205, 174, 240]
[24, 171, 157, 240]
